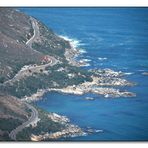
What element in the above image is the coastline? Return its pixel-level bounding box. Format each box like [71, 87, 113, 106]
[22, 74, 136, 102]
[30, 112, 87, 141]
[21, 34, 136, 140]
[21, 35, 92, 103]
[30, 112, 102, 141]
[60, 35, 89, 67]
[1, 8, 146, 142]
[21, 34, 136, 103]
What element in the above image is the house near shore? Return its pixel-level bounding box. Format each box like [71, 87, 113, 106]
[41, 55, 51, 64]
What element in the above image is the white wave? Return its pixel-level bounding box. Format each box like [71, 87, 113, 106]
[95, 129, 103, 133]
[59, 35, 83, 48]
[124, 72, 133, 75]
[82, 59, 91, 62]
[59, 35, 87, 54]
[79, 48, 87, 54]
[59, 35, 90, 67]
[98, 57, 107, 61]
[79, 59, 91, 67]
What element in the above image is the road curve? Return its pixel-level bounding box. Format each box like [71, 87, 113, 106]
[9, 103, 39, 141]
[8, 17, 58, 140]
[26, 17, 40, 48]
[3, 17, 58, 85]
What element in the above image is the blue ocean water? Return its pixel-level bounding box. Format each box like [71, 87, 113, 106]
[20, 8, 148, 141]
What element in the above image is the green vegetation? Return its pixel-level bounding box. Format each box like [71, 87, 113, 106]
[0, 58, 40, 84]
[0, 133, 11, 141]
[0, 76, 5, 83]
[0, 8, 94, 141]
[16, 106, 64, 141]
[31, 21, 70, 58]
[2, 63, 92, 98]
[0, 118, 22, 132]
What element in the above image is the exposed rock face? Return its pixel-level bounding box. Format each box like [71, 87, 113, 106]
[48, 113, 70, 124]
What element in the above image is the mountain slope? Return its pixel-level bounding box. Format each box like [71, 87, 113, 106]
[0, 8, 89, 141]
[0, 8, 71, 83]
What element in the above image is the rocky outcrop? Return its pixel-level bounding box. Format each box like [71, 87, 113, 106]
[48, 113, 70, 124]
[48, 74, 136, 98]
[30, 113, 86, 141]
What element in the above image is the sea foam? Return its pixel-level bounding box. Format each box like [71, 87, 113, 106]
[124, 72, 133, 75]
[81, 59, 91, 62]
[59, 35, 87, 53]
[98, 57, 107, 61]
[59, 35, 90, 66]
[59, 35, 83, 48]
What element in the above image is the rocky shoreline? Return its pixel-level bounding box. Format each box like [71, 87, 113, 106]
[22, 35, 136, 141]
[62, 35, 88, 67]
[30, 112, 102, 141]
[22, 69, 136, 103]
[30, 112, 86, 141]
[30, 112, 104, 141]
[49, 76, 135, 98]
[21, 34, 136, 102]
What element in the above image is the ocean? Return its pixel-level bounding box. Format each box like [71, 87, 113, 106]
[20, 8, 148, 141]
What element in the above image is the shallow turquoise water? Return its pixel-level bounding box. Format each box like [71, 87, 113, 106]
[20, 8, 148, 141]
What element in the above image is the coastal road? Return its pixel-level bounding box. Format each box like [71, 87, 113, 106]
[4, 56, 58, 85]
[3, 17, 58, 85]
[9, 103, 39, 141]
[26, 17, 58, 66]
[26, 17, 40, 49]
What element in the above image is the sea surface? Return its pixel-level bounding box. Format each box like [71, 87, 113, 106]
[20, 8, 148, 141]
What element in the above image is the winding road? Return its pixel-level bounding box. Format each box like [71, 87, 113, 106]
[9, 17, 58, 140]
[4, 17, 58, 85]
[4, 56, 57, 85]
[26, 17, 40, 48]
[9, 103, 39, 140]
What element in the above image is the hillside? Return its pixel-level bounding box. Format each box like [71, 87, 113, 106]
[0, 8, 73, 83]
[0, 8, 91, 141]
[0, 8, 91, 97]
[0, 94, 30, 140]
